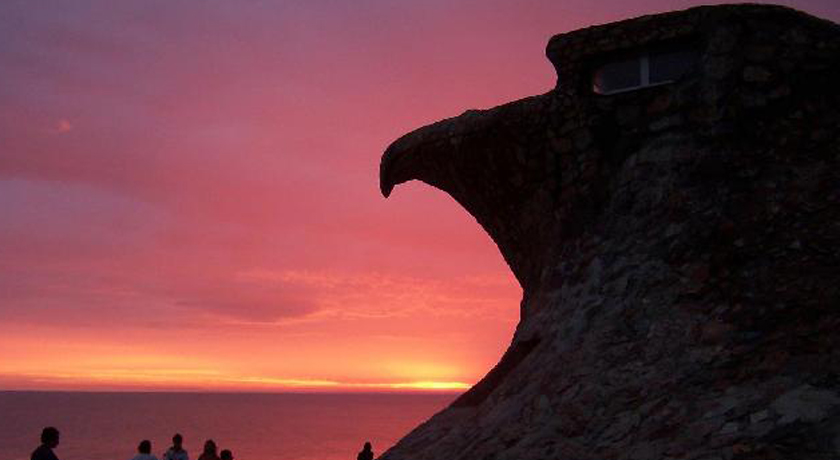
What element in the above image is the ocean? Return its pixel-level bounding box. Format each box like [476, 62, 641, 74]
[0, 392, 456, 460]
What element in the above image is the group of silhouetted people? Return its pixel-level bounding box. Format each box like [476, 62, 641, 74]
[32, 426, 373, 460]
[30, 428, 235, 460]
[128, 434, 236, 460]
[155, 434, 234, 460]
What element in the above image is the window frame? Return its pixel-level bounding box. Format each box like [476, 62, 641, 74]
[592, 51, 687, 96]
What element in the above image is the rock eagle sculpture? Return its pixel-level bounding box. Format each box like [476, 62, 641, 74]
[380, 4, 840, 459]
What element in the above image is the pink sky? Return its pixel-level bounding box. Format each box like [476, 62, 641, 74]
[1, 0, 837, 391]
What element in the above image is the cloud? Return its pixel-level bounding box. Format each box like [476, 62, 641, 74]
[174, 290, 319, 322]
[236, 269, 518, 321]
[54, 118, 72, 133]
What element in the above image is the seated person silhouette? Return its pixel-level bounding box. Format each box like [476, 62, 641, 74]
[163, 434, 188, 460]
[31, 427, 60, 460]
[219, 450, 233, 460]
[131, 440, 159, 460]
[357, 442, 373, 460]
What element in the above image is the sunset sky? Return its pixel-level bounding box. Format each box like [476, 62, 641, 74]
[1, 0, 837, 392]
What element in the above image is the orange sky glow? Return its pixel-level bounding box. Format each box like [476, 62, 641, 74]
[1, 0, 837, 392]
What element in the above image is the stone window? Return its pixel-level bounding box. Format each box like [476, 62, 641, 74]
[592, 48, 698, 95]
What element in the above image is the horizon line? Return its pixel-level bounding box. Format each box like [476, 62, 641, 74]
[0, 388, 465, 395]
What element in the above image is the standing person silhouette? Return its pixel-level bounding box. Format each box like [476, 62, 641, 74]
[31, 427, 60, 460]
[162, 434, 189, 460]
[357, 442, 373, 460]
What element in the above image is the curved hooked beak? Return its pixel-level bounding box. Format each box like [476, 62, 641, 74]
[378, 95, 557, 289]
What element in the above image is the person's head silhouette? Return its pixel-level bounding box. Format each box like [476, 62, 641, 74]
[203, 439, 217, 456]
[41, 427, 60, 449]
[139, 440, 152, 454]
[220, 449, 233, 460]
[363, 442, 372, 452]
[172, 433, 184, 450]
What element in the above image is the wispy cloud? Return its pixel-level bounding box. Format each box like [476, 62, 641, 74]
[54, 118, 72, 134]
[237, 269, 517, 320]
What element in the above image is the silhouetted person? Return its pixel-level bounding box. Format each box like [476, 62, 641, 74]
[219, 450, 233, 460]
[31, 427, 60, 460]
[163, 434, 188, 460]
[197, 440, 220, 460]
[131, 440, 159, 460]
[357, 442, 373, 460]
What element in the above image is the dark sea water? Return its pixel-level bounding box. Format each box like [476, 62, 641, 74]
[0, 392, 456, 460]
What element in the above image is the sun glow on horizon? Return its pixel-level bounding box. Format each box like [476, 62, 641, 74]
[0, 369, 472, 393]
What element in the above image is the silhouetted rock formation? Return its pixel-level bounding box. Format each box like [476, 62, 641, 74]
[380, 4, 840, 459]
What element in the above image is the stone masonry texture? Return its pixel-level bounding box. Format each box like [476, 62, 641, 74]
[379, 4, 840, 460]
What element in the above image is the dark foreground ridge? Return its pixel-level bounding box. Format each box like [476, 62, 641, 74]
[380, 4, 840, 459]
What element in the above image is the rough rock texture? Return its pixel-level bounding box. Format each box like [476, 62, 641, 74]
[379, 5, 840, 460]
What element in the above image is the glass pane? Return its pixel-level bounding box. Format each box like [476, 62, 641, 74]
[649, 49, 698, 84]
[592, 57, 641, 94]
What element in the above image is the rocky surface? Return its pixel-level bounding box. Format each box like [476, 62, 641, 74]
[379, 5, 840, 460]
